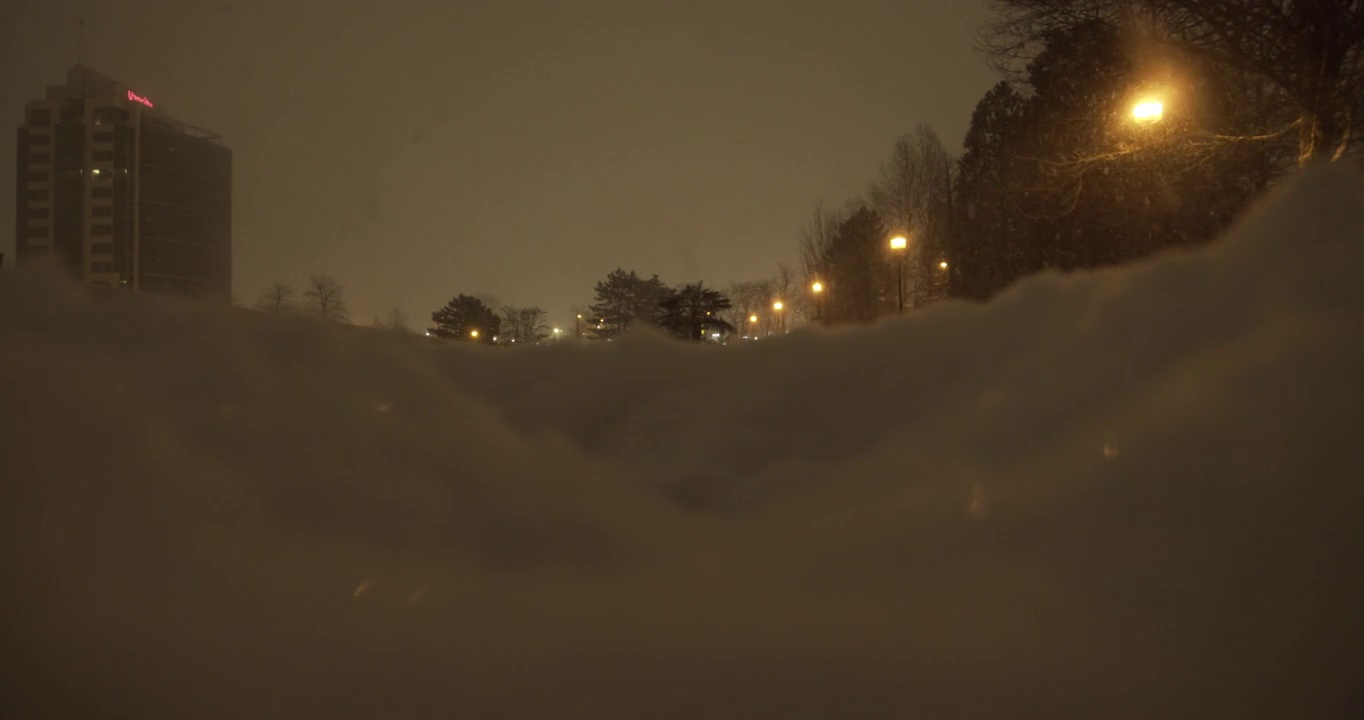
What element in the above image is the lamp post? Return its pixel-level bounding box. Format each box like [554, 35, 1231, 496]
[469, 329, 480, 341]
[890, 235, 908, 315]
[772, 300, 785, 334]
[749, 313, 759, 339]
[575, 314, 583, 342]
[811, 281, 825, 321]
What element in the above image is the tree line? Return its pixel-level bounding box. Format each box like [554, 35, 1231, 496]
[800, 0, 1363, 313]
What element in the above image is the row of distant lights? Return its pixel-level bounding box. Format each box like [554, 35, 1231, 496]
[420, 251, 953, 343]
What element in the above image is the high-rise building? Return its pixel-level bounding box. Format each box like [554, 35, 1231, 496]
[15, 66, 232, 302]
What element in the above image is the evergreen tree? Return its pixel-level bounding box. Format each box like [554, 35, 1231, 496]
[658, 283, 736, 341]
[429, 294, 501, 342]
[588, 269, 668, 338]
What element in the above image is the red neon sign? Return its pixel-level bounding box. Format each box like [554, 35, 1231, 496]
[127, 90, 154, 108]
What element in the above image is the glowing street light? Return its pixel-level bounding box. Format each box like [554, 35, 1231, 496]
[1132, 99, 1164, 124]
[811, 281, 823, 294]
[889, 236, 909, 315]
[811, 281, 826, 321]
[469, 330, 480, 340]
[939, 260, 949, 270]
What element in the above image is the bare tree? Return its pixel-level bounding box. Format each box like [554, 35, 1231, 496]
[372, 307, 409, 332]
[256, 282, 296, 314]
[304, 274, 349, 323]
[870, 124, 955, 308]
[721, 281, 774, 337]
[798, 202, 845, 286]
[499, 305, 550, 344]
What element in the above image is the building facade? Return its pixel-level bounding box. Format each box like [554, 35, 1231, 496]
[15, 66, 232, 302]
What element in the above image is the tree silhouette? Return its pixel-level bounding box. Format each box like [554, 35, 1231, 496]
[658, 283, 736, 341]
[304, 274, 349, 323]
[429, 294, 501, 342]
[588, 269, 668, 338]
[256, 282, 296, 314]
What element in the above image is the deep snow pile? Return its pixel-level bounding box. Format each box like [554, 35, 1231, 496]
[2, 165, 1363, 719]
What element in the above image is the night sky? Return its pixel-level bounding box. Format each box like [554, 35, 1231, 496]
[2, 1, 995, 326]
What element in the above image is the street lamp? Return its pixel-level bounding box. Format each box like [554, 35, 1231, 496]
[772, 300, 785, 334]
[469, 330, 480, 340]
[889, 236, 908, 315]
[748, 313, 759, 339]
[1132, 99, 1164, 125]
[553, 327, 562, 341]
[939, 260, 949, 270]
[575, 314, 583, 342]
[810, 280, 825, 321]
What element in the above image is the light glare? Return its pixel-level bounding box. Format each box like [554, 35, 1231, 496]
[1133, 100, 1164, 123]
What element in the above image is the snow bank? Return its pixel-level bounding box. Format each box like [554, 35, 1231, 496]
[2, 164, 1363, 718]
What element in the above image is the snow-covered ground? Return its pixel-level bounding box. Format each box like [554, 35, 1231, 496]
[2, 164, 1362, 718]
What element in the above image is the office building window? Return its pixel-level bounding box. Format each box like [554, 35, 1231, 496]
[92, 206, 114, 217]
[26, 207, 50, 219]
[91, 224, 113, 236]
[90, 242, 114, 255]
[92, 151, 114, 161]
[91, 187, 114, 199]
[30, 133, 52, 146]
[93, 132, 115, 143]
[28, 108, 52, 126]
[28, 152, 51, 162]
[29, 189, 51, 201]
[29, 170, 50, 181]
[24, 225, 48, 237]
[91, 262, 114, 273]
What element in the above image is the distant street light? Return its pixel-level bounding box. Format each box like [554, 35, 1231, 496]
[1132, 99, 1164, 125]
[469, 330, 480, 340]
[890, 236, 908, 315]
[575, 314, 583, 342]
[772, 300, 786, 334]
[939, 260, 949, 270]
[811, 281, 826, 321]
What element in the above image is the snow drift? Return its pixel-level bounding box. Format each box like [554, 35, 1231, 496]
[2, 164, 1363, 718]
